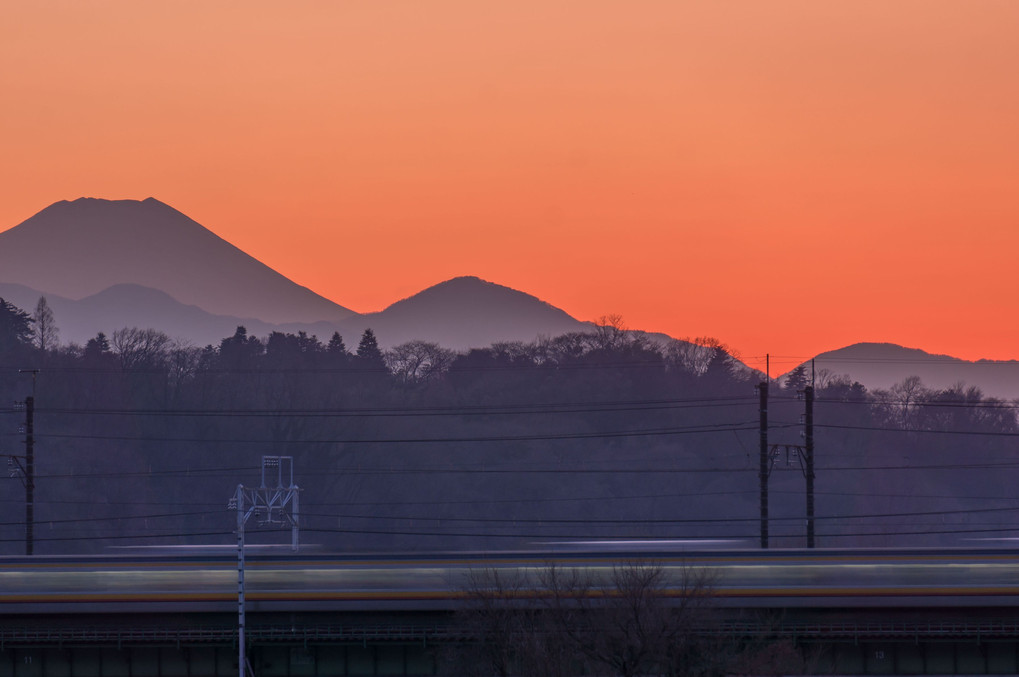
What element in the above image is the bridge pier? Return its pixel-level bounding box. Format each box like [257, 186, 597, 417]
[0, 644, 437, 677]
[804, 638, 1016, 675]
[3, 639, 1019, 675]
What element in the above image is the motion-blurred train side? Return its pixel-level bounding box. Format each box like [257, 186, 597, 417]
[1, 546, 1018, 614]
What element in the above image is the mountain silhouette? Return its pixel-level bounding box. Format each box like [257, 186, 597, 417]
[0, 275, 588, 351]
[0, 282, 297, 347]
[784, 342, 1019, 401]
[336, 276, 587, 350]
[0, 198, 354, 324]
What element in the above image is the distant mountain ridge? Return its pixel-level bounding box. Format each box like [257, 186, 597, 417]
[0, 282, 300, 347]
[5, 198, 1018, 399]
[787, 343, 1019, 401]
[0, 198, 354, 324]
[0, 277, 591, 351]
[0, 198, 594, 350]
[337, 276, 586, 350]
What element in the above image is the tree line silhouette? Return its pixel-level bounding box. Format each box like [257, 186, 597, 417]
[1, 297, 1017, 554]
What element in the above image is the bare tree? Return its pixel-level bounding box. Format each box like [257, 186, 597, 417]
[873, 375, 931, 430]
[111, 327, 172, 370]
[543, 332, 590, 364]
[449, 560, 730, 677]
[541, 561, 722, 677]
[166, 339, 202, 403]
[591, 314, 628, 351]
[32, 296, 59, 353]
[450, 559, 820, 676]
[385, 340, 456, 385]
[489, 341, 533, 363]
[448, 567, 575, 677]
[665, 337, 734, 376]
[813, 367, 841, 390]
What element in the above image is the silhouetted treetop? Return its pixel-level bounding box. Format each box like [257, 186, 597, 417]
[327, 331, 348, 357]
[32, 296, 59, 354]
[784, 364, 809, 392]
[83, 332, 114, 368]
[0, 298, 34, 358]
[356, 328, 385, 368]
[217, 325, 264, 369]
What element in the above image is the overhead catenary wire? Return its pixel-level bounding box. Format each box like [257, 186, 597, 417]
[294, 503, 1019, 526]
[6, 522, 1019, 546]
[6, 499, 1019, 533]
[34, 394, 759, 417]
[6, 485, 1019, 511]
[33, 421, 767, 446]
[30, 392, 1019, 416]
[6, 357, 1019, 552]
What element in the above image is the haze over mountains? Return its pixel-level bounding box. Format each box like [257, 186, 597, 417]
[339, 276, 583, 351]
[0, 198, 354, 325]
[803, 343, 1019, 401]
[0, 198, 588, 350]
[2, 197, 1017, 398]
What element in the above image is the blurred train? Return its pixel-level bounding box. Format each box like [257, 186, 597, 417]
[2, 545, 1018, 614]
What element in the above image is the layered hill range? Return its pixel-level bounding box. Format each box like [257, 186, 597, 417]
[3, 197, 1018, 399]
[0, 198, 586, 350]
[801, 343, 1019, 401]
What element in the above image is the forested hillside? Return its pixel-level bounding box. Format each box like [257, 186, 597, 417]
[2, 298, 1017, 555]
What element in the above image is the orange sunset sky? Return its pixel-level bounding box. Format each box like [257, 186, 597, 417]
[2, 1, 1018, 369]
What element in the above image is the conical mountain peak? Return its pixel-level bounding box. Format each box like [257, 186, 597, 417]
[0, 198, 353, 325]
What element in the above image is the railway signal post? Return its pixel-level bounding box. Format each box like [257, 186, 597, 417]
[229, 456, 301, 677]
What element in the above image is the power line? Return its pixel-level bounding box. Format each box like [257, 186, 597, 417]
[4, 486, 1019, 510]
[0, 530, 232, 545]
[19, 453, 1019, 481]
[3, 518, 1018, 545]
[816, 423, 1019, 437]
[5, 500, 1019, 532]
[35, 421, 766, 446]
[296, 504, 1019, 526]
[0, 510, 215, 528]
[34, 394, 1019, 416]
[35, 395, 758, 418]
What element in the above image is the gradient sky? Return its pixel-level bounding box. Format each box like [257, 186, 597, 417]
[2, 1, 1017, 370]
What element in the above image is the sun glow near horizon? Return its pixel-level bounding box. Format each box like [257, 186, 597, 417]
[2, 2, 1017, 363]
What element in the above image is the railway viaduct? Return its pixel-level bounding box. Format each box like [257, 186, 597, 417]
[3, 549, 1019, 675]
[4, 605, 1019, 676]
[5, 603, 1019, 672]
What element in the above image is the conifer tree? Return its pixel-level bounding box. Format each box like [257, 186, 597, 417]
[355, 328, 385, 368]
[0, 298, 33, 355]
[327, 331, 348, 356]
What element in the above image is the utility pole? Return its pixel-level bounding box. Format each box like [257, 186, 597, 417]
[19, 370, 37, 556]
[228, 456, 300, 677]
[758, 380, 769, 549]
[758, 359, 817, 549]
[763, 388, 817, 548]
[9, 397, 34, 555]
[804, 385, 815, 548]
[24, 396, 33, 556]
[233, 484, 249, 677]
